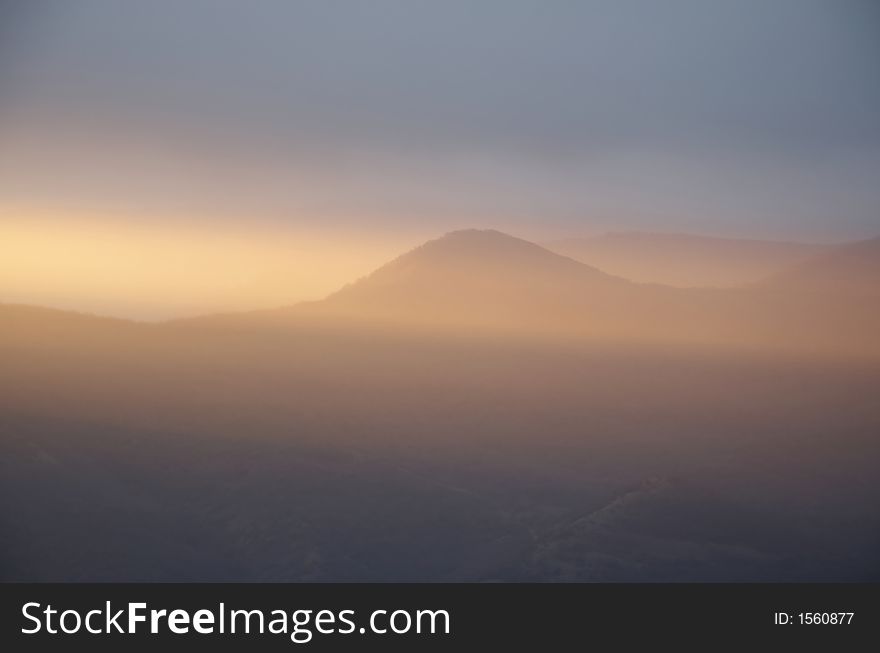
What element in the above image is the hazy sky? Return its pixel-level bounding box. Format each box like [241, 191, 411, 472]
[1, 1, 879, 317]
[2, 0, 879, 237]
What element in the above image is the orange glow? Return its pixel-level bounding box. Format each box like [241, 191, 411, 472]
[0, 206, 407, 319]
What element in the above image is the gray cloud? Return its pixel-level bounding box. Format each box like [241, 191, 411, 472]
[1, 0, 879, 238]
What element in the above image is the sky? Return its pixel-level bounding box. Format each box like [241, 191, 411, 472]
[1, 1, 879, 317]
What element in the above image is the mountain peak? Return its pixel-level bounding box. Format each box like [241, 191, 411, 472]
[418, 228, 555, 258]
[440, 228, 508, 239]
[348, 228, 614, 283]
[316, 229, 627, 328]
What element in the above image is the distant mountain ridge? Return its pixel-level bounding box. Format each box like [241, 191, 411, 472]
[278, 228, 709, 342]
[759, 236, 880, 297]
[544, 231, 829, 287]
[329, 229, 626, 292]
[5, 228, 879, 357]
[319, 229, 631, 318]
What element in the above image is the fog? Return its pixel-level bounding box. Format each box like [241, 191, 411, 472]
[2, 230, 878, 581]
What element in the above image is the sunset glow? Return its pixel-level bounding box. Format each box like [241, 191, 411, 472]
[1, 0, 878, 592]
[0, 208, 410, 319]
